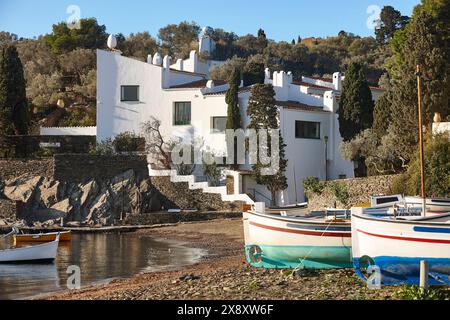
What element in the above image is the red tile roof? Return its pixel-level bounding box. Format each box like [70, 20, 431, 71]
[308, 76, 333, 83]
[169, 79, 227, 89]
[292, 80, 334, 91]
[276, 101, 330, 113]
[203, 86, 252, 96]
[169, 68, 207, 77]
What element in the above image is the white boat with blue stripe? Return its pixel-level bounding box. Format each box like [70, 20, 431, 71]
[352, 207, 450, 285]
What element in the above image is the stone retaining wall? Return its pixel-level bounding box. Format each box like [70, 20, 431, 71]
[125, 212, 242, 225]
[2, 135, 96, 158]
[0, 199, 16, 221]
[151, 176, 244, 212]
[308, 175, 399, 210]
[0, 159, 54, 181]
[53, 154, 149, 182]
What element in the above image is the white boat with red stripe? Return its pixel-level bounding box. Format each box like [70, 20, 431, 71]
[351, 207, 450, 285]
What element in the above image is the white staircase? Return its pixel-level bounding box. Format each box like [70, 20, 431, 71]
[149, 167, 255, 205]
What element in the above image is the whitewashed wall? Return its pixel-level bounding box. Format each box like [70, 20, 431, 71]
[40, 126, 97, 136]
[97, 50, 360, 205]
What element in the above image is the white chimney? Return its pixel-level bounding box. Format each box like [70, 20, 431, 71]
[206, 80, 215, 88]
[107, 34, 117, 50]
[153, 52, 162, 66]
[163, 55, 171, 69]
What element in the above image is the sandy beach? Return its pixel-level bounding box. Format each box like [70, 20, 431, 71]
[38, 218, 402, 300]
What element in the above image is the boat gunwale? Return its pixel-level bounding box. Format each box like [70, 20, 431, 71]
[247, 210, 351, 226]
[0, 238, 59, 253]
[352, 212, 450, 226]
[15, 231, 71, 237]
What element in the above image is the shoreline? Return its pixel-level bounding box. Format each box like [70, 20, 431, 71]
[38, 218, 400, 301]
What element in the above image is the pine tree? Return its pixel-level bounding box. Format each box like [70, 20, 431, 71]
[0, 44, 29, 136]
[243, 61, 265, 87]
[375, 6, 409, 44]
[247, 84, 288, 206]
[388, 9, 450, 165]
[338, 63, 374, 142]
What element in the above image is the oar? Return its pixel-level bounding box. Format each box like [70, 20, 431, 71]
[1, 226, 19, 239]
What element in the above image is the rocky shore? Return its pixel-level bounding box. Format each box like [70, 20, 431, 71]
[41, 218, 401, 300]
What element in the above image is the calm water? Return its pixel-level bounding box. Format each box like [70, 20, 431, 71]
[0, 233, 206, 300]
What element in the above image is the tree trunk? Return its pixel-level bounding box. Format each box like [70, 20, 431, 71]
[271, 190, 277, 207]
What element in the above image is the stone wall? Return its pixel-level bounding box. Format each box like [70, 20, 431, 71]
[125, 212, 242, 225]
[151, 176, 244, 212]
[53, 154, 149, 182]
[0, 159, 54, 181]
[0, 199, 16, 222]
[2, 135, 96, 158]
[307, 175, 399, 210]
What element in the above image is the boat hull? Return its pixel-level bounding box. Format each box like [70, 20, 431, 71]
[14, 231, 71, 243]
[0, 238, 59, 264]
[244, 211, 352, 269]
[352, 209, 450, 285]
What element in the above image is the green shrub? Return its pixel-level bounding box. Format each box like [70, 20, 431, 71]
[391, 173, 408, 195]
[203, 163, 221, 187]
[89, 138, 115, 156]
[396, 286, 449, 300]
[394, 134, 450, 197]
[113, 132, 140, 153]
[58, 107, 96, 127]
[327, 182, 350, 207]
[303, 177, 325, 196]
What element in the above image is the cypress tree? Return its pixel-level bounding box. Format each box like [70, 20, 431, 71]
[338, 62, 374, 142]
[247, 84, 288, 206]
[225, 68, 241, 130]
[225, 68, 242, 169]
[372, 91, 392, 141]
[0, 44, 29, 136]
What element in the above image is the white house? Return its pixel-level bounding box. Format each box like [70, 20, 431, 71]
[95, 28, 384, 206]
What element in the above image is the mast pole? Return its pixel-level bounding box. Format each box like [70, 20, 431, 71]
[416, 65, 427, 217]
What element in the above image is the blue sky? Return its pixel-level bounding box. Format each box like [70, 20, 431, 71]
[0, 0, 420, 41]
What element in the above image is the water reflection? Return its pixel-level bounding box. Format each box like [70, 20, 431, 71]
[0, 233, 205, 300]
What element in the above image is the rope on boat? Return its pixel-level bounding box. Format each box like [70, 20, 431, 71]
[290, 218, 338, 275]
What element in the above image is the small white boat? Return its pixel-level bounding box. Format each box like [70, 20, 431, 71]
[352, 207, 450, 285]
[370, 195, 450, 213]
[244, 204, 352, 269]
[0, 234, 60, 264]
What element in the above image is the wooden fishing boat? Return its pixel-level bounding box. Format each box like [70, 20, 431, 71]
[0, 234, 60, 264]
[370, 195, 450, 213]
[404, 196, 450, 214]
[243, 205, 352, 269]
[14, 231, 71, 243]
[352, 207, 450, 285]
